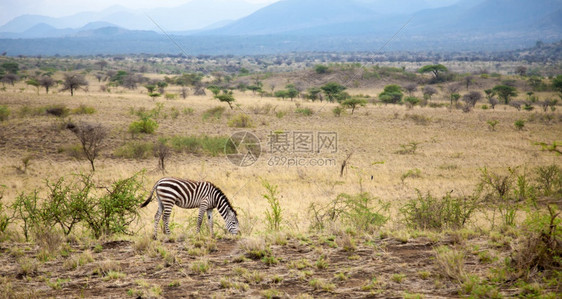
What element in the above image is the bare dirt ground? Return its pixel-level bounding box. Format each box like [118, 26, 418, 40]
[0, 234, 474, 298]
[2, 230, 540, 299]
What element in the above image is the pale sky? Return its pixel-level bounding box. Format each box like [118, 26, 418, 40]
[0, 0, 279, 25]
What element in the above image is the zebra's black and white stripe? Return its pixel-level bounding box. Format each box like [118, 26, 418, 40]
[141, 177, 239, 238]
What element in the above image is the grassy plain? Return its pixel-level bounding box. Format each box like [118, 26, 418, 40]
[0, 69, 560, 297]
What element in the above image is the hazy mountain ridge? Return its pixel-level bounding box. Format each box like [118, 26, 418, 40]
[0, 0, 561, 55]
[0, 0, 267, 33]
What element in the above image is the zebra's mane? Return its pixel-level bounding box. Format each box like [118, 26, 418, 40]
[210, 183, 237, 216]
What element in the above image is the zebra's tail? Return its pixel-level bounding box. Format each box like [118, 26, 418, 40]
[140, 185, 156, 208]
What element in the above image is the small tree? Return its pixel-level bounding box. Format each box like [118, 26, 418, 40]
[157, 81, 168, 94]
[215, 91, 235, 109]
[492, 85, 517, 104]
[285, 84, 299, 101]
[274, 90, 288, 100]
[464, 75, 474, 90]
[379, 84, 403, 104]
[307, 87, 322, 101]
[155, 139, 171, 173]
[321, 82, 346, 102]
[314, 64, 329, 74]
[422, 86, 437, 101]
[1, 73, 19, 85]
[515, 66, 527, 76]
[25, 78, 40, 94]
[341, 98, 367, 114]
[447, 83, 462, 106]
[61, 73, 88, 96]
[207, 85, 221, 96]
[462, 91, 482, 108]
[67, 122, 107, 171]
[95, 60, 108, 71]
[403, 83, 417, 96]
[39, 76, 55, 94]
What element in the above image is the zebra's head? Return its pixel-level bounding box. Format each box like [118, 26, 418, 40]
[226, 210, 239, 235]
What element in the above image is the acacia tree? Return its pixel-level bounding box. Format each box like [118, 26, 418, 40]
[61, 73, 88, 96]
[341, 98, 367, 114]
[39, 76, 55, 93]
[25, 78, 40, 94]
[418, 64, 448, 81]
[321, 82, 346, 102]
[492, 85, 518, 104]
[215, 91, 235, 109]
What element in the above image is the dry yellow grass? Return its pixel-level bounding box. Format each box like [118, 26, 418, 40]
[0, 77, 560, 233]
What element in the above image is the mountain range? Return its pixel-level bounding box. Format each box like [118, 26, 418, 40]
[0, 0, 561, 55]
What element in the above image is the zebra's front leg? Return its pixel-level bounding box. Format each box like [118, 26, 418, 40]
[197, 207, 206, 234]
[207, 209, 214, 238]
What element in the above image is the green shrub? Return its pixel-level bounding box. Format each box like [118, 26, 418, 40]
[487, 120, 499, 131]
[0, 105, 10, 121]
[202, 106, 225, 121]
[514, 119, 525, 130]
[115, 141, 154, 159]
[72, 104, 96, 115]
[396, 141, 421, 155]
[228, 114, 254, 128]
[81, 172, 146, 238]
[165, 93, 177, 100]
[400, 190, 479, 231]
[12, 172, 146, 240]
[295, 107, 313, 116]
[534, 164, 562, 197]
[129, 114, 158, 134]
[404, 96, 420, 107]
[478, 167, 520, 227]
[401, 168, 422, 182]
[12, 190, 41, 241]
[512, 206, 561, 280]
[263, 180, 282, 231]
[309, 192, 389, 233]
[0, 186, 13, 234]
[169, 135, 235, 157]
[332, 106, 344, 117]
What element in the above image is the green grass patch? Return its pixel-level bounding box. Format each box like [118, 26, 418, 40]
[169, 135, 236, 156]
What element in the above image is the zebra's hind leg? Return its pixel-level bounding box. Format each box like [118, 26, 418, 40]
[153, 205, 163, 240]
[162, 208, 172, 235]
[207, 209, 214, 238]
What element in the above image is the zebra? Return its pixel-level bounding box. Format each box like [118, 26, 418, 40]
[141, 177, 239, 238]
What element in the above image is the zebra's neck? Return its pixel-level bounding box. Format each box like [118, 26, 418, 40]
[216, 194, 233, 220]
